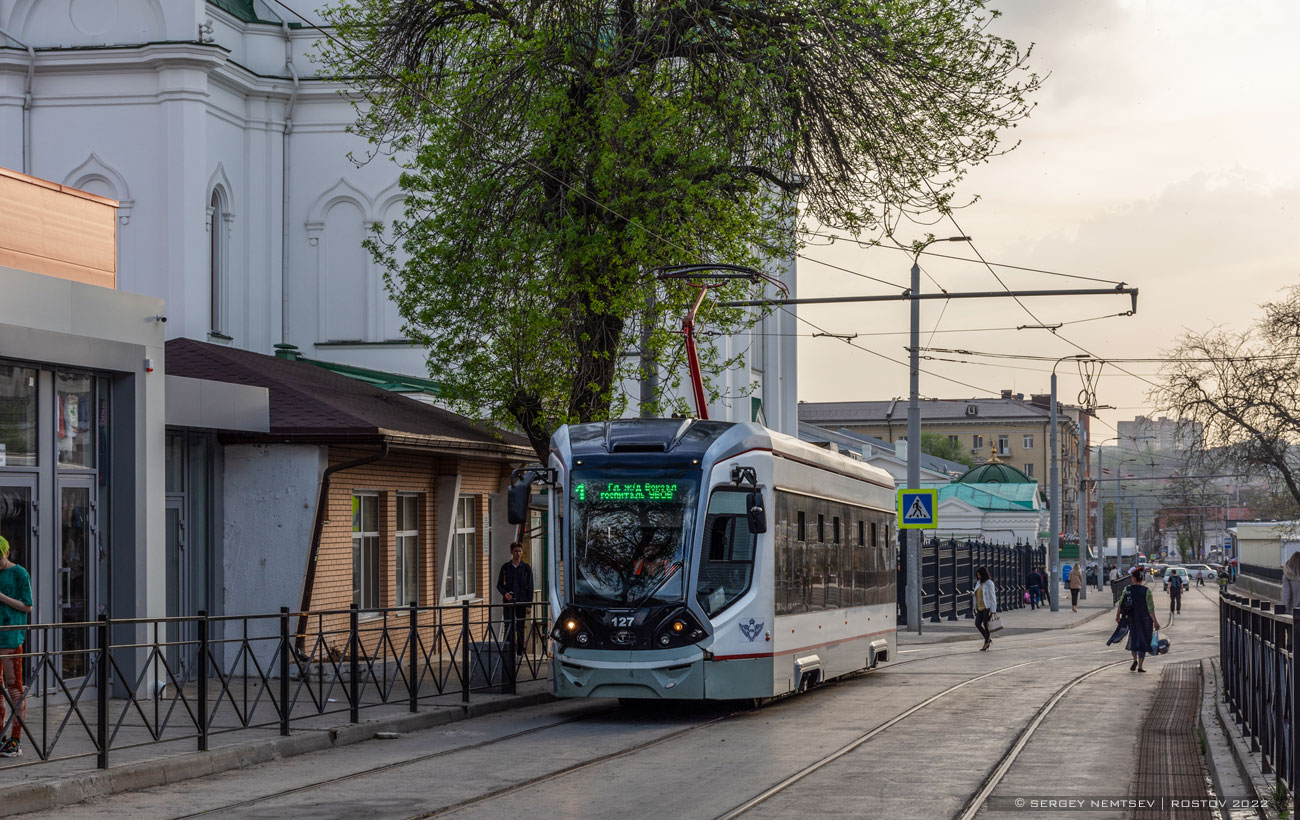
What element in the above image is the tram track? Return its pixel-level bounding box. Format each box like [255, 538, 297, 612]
[164, 623, 1124, 819]
[168, 704, 628, 819]
[162, 604, 1173, 820]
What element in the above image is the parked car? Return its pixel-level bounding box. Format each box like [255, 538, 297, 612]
[1162, 566, 1190, 592]
[1184, 564, 1215, 582]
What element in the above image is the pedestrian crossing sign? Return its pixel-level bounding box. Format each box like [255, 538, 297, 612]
[897, 488, 938, 529]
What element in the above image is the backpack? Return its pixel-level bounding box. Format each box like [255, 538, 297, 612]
[1120, 586, 1135, 617]
[1170, 574, 1183, 592]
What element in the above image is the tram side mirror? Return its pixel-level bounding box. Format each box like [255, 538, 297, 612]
[746, 490, 767, 534]
[507, 480, 530, 525]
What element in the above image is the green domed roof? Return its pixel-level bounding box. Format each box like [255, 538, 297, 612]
[957, 461, 1035, 484]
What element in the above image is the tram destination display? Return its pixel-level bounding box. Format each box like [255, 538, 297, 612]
[572, 481, 683, 502]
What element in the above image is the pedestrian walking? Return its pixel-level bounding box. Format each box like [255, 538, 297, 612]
[1116, 567, 1159, 673]
[1069, 563, 1082, 612]
[974, 565, 997, 651]
[0, 535, 33, 759]
[1108, 564, 1121, 587]
[496, 541, 534, 653]
[1025, 566, 1040, 611]
[1167, 570, 1183, 615]
[1281, 553, 1300, 613]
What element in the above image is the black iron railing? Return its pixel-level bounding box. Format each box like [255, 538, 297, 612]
[898, 539, 1045, 625]
[0, 600, 551, 770]
[1219, 591, 1296, 808]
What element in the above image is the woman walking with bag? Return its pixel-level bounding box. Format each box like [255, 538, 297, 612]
[1117, 567, 1159, 672]
[1069, 563, 1083, 612]
[974, 565, 998, 651]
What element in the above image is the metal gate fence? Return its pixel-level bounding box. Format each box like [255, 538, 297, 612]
[0, 600, 551, 771]
[898, 539, 1046, 625]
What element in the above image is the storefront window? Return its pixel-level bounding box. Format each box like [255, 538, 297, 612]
[56, 372, 95, 468]
[0, 365, 38, 467]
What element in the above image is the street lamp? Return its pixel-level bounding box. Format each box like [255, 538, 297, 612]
[906, 235, 971, 634]
[1050, 354, 1088, 612]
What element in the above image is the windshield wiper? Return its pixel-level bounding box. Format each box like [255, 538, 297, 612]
[631, 561, 683, 609]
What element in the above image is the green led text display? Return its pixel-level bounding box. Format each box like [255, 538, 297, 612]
[572, 482, 681, 502]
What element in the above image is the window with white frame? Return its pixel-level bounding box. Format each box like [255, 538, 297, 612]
[996, 435, 1010, 455]
[209, 190, 226, 335]
[443, 496, 477, 600]
[395, 494, 419, 606]
[972, 434, 984, 451]
[1023, 434, 1035, 449]
[1024, 463, 1035, 478]
[947, 435, 960, 447]
[352, 493, 380, 609]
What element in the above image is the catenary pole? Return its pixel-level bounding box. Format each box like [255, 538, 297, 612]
[906, 236, 970, 633]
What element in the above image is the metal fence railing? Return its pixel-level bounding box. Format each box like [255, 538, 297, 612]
[1219, 591, 1296, 809]
[898, 540, 1046, 626]
[0, 600, 551, 771]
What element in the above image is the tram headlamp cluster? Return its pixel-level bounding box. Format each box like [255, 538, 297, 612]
[655, 610, 705, 649]
[552, 610, 593, 649]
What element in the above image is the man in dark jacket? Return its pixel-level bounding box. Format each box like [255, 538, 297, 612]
[1026, 568, 1041, 610]
[496, 542, 534, 652]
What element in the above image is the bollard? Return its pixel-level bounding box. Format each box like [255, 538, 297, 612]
[197, 611, 209, 752]
[349, 604, 360, 724]
[409, 602, 419, 713]
[279, 607, 291, 736]
[97, 615, 109, 769]
[462, 600, 471, 703]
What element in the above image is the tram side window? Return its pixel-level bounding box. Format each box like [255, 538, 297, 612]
[697, 490, 758, 616]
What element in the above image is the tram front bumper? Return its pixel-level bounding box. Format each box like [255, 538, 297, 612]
[553, 647, 706, 699]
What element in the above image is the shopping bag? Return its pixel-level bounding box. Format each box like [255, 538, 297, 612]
[1151, 629, 1160, 654]
[988, 614, 1004, 633]
[1023, 591, 1031, 603]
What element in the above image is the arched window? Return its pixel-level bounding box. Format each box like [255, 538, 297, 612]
[209, 190, 225, 334]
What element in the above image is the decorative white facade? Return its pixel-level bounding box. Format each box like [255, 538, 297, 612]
[0, 0, 798, 433]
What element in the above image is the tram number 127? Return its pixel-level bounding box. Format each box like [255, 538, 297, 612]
[610, 616, 634, 628]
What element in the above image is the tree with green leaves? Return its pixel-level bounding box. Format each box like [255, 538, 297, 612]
[320, 0, 1040, 460]
[920, 431, 974, 467]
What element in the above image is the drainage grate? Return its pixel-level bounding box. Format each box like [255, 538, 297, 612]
[1132, 662, 1212, 820]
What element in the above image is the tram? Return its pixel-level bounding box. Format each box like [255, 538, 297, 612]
[516, 417, 897, 702]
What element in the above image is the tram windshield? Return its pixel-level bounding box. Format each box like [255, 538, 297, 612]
[568, 470, 698, 607]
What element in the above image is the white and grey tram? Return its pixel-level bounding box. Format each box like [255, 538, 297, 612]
[529, 418, 897, 701]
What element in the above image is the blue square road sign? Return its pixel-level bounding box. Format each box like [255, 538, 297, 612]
[897, 488, 938, 529]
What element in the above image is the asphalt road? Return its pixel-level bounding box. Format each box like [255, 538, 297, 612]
[21, 586, 1219, 820]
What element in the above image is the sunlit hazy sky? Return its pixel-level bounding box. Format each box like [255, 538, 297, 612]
[796, 0, 1300, 439]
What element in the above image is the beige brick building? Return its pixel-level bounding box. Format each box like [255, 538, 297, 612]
[799, 392, 1092, 540]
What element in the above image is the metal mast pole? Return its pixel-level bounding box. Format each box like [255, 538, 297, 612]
[1049, 371, 1061, 611]
[1078, 421, 1087, 599]
[906, 254, 923, 633]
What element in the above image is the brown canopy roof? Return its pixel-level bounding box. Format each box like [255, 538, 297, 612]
[166, 338, 531, 458]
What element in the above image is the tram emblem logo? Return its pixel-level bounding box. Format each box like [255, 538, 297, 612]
[739, 618, 764, 642]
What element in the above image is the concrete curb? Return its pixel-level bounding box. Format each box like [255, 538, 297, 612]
[0, 690, 556, 817]
[1206, 658, 1278, 819]
[1200, 659, 1267, 820]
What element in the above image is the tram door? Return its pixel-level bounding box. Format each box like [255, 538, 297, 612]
[56, 477, 97, 685]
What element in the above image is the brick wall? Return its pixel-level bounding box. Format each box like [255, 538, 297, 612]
[306, 446, 514, 654]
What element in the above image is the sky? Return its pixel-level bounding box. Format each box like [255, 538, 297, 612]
[795, 0, 1300, 442]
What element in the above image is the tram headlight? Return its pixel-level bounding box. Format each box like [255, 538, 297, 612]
[671, 620, 685, 633]
[658, 634, 671, 647]
[576, 632, 591, 647]
[565, 619, 579, 632]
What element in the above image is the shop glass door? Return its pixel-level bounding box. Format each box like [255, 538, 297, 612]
[57, 478, 96, 682]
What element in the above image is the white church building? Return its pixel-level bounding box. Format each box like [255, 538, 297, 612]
[0, 0, 797, 432]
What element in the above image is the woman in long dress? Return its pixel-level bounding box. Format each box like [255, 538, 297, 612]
[1117, 567, 1159, 672]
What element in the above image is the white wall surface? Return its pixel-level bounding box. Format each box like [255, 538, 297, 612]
[0, 1, 798, 428]
[222, 443, 325, 617]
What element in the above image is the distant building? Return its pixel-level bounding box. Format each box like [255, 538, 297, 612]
[1116, 415, 1202, 452]
[796, 423, 967, 488]
[798, 391, 1088, 541]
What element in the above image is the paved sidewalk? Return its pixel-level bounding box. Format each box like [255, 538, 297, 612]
[899, 584, 1116, 645]
[0, 678, 555, 817]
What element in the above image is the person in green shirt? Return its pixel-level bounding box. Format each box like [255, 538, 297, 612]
[0, 534, 33, 758]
